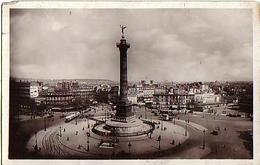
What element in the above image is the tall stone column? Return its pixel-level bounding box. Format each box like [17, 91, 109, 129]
[117, 38, 130, 103]
[115, 37, 133, 121]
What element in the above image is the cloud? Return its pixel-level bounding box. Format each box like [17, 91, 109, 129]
[10, 9, 252, 81]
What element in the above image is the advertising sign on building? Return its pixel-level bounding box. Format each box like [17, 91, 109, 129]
[30, 86, 39, 98]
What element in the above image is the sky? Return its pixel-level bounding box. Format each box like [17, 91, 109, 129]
[10, 9, 253, 82]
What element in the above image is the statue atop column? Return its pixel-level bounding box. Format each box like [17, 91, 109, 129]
[120, 25, 127, 38]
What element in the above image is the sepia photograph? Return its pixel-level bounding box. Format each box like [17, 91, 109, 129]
[2, 1, 259, 163]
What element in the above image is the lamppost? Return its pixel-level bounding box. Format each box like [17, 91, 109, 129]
[128, 142, 132, 153]
[113, 128, 118, 144]
[44, 117, 46, 131]
[105, 105, 107, 121]
[161, 117, 164, 131]
[87, 116, 90, 129]
[202, 129, 206, 149]
[157, 135, 161, 150]
[145, 105, 147, 119]
[35, 131, 38, 151]
[60, 126, 62, 137]
[87, 132, 90, 152]
[187, 112, 190, 123]
[88, 123, 91, 136]
[185, 120, 188, 136]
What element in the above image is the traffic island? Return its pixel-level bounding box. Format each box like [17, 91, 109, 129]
[26, 118, 190, 158]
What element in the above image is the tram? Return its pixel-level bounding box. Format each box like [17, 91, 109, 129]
[65, 112, 80, 122]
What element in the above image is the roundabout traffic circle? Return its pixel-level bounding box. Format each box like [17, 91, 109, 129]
[26, 117, 197, 158]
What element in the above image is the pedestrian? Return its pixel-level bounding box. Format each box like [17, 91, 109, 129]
[67, 137, 69, 141]
[99, 139, 103, 146]
[171, 139, 175, 145]
[64, 128, 65, 132]
[157, 135, 161, 141]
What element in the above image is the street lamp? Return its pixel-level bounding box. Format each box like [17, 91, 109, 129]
[35, 131, 38, 152]
[60, 126, 62, 137]
[88, 124, 91, 136]
[87, 118, 90, 130]
[113, 128, 118, 144]
[128, 142, 132, 153]
[185, 120, 188, 136]
[44, 117, 46, 131]
[105, 105, 107, 121]
[145, 105, 147, 119]
[157, 135, 161, 150]
[87, 132, 90, 152]
[202, 129, 206, 149]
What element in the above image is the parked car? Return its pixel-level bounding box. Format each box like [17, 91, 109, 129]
[211, 130, 218, 135]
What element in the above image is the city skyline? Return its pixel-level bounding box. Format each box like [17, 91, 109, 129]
[11, 9, 253, 82]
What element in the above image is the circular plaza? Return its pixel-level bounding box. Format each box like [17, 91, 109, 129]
[26, 116, 192, 158]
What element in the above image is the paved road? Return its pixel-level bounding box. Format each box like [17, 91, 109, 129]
[9, 104, 253, 159]
[139, 107, 253, 159]
[9, 112, 66, 158]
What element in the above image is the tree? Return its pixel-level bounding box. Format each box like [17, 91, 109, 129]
[71, 97, 83, 112]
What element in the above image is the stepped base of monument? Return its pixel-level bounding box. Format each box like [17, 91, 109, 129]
[92, 117, 155, 137]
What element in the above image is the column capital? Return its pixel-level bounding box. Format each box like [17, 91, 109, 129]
[116, 39, 130, 49]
